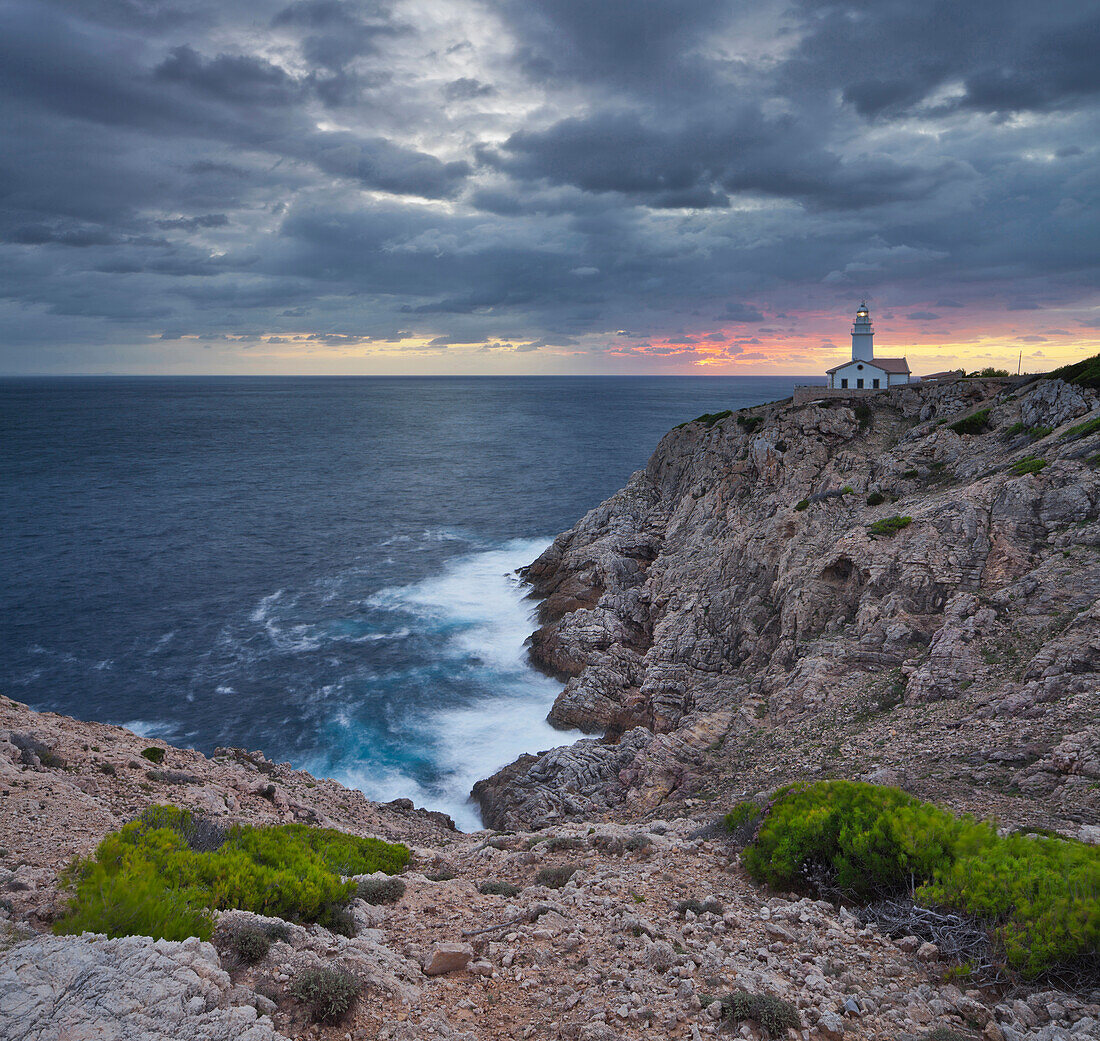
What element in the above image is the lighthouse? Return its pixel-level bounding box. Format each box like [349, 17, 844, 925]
[825, 302, 910, 391]
[851, 301, 874, 361]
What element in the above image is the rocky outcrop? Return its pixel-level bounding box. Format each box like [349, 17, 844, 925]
[478, 377, 1100, 832]
[0, 933, 284, 1041]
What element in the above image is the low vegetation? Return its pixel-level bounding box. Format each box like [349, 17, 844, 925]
[1064, 415, 1100, 440]
[866, 491, 886, 506]
[536, 864, 579, 888]
[1010, 456, 1048, 476]
[676, 409, 732, 430]
[288, 965, 361, 1023]
[1047, 353, 1100, 390]
[357, 876, 406, 905]
[948, 408, 991, 435]
[478, 880, 520, 898]
[794, 499, 809, 511]
[718, 990, 801, 1038]
[140, 747, 165, 764]
[741, 780, 1100, 977]
[53, 805, 408, 941]
[737, 414, 763, 433]
[869, 515, 912, 537]
[220, 920, 290, 965]
[676, 897, 724, 916]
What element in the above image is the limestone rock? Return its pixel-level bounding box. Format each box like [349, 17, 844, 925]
[0, 933, 286, 1041]
[422, 942, 474, 976]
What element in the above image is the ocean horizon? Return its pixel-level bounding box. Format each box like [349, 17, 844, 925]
[2, 375, 822, 829]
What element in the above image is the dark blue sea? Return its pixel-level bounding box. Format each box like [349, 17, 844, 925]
[1, 376, 813, 827]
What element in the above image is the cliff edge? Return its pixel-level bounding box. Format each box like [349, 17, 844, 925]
[474, 377, 1100, 834]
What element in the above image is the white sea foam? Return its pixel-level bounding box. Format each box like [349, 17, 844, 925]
[249, 589, 284, 624]
[121, 718, 178, 739]
[330, 538, 582, 831]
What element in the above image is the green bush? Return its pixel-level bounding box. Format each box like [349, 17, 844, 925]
[719, 991, 801, 1038]
[357, 876, 406, 905]
[968, 367, 1010, 378]
[1010, 456, 1048, 476]
[1005, 422, 1028, 437]
[1064, 415, 1100, 440]
[742, 781, 1100, 977]
[53, 805, 408, 941]
[866, 491, 886, 506]
[948, 408, 991, 435]
[677, 409, 732, 430]
[737, 414, 763, 433]
[1047, 353, 1100, 390]
[625, 834, 653, 852]
[479, 880, 521, 898]
[869, 515, 912, 537]
[853, 404, 872, 431]
[794, 499, 809, 512]
[140, 747, 166, 764]
[723, 801, 763, 837]
[289, 966, 360, 1023]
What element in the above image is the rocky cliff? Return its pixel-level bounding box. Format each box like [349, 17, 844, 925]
[473, 377, 1100, 835]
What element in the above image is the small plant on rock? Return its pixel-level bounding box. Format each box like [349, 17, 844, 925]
[719, 991, 801, 1038]
[1010, 456, 1047, 475]
[866, 491, 886, 506]
[794, 498, 809, 511]
[676, 897, 724, 916]
[140, 747, 165, 765]
[948, 408, 991, 435]
[288, 966, 361, 1023]
[625, 834, 652, 852]
[356, 877, 406, 905]
[869, 515, 912, 537]
[723, 800, 763, 842]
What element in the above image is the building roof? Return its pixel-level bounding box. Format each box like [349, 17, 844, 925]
[825, 356, 910, 374]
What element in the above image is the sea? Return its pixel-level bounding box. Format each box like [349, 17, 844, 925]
[1, 376, 814, 829]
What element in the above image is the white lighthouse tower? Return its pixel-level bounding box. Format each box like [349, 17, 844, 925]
[825, 301, 911, 390]
[851, 301, 874, 361]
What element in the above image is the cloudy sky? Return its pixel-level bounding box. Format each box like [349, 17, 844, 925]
[2, 0, 1098, 375]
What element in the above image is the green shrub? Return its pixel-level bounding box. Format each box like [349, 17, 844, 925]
[140, 747, 166, 764]
[853, 404, 872, 431]
[723, 801, 763, 837]
[478, 880, 520, 898]
[356, 876, 406, 905]
[719, 991, 801, 1038]
[1047, 353, 1100, 390]
[1030, 426, 1053, 440]
[289, 966, 360, 1023]
[866, 491, 886, 506]
[1064, 415, 1100, 440]
[794, 499, 809, 512]
[53, 805, 408, 941]
[948, 409, 991, 435]
[1010, 456, 1048, 476]
[737, 414, 763, 433]
[742, 780, 1100, 977]
[625, 834, 653, 852]
[968, 367, 1010, 378]
[869, 515, 912, 537]
[10, 733, 66, 769]
[677, 409, 732, 430]
[1005, 422, 1028, 437]
[536, 864, 579, 889]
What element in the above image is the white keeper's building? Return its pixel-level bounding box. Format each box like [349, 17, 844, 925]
[826, 303, 910, 390]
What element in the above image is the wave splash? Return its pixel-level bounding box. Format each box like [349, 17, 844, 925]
[303, 538, 579, 831]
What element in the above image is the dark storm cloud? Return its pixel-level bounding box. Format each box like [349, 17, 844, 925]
[0, 0, 1097, 370]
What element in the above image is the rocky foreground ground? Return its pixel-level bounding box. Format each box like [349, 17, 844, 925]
[4, 376, 1100, 1040]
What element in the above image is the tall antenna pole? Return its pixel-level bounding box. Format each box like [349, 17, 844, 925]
[1018, 351, 1022, 375]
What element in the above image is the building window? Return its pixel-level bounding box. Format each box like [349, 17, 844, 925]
[873, 378, 880, 389]
[841, 378, 848, 389]
[857, 378, 864, 389]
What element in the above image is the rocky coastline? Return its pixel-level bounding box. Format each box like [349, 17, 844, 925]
[473, 376, 1100, 840]
[4, 374, 1100, 1041]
